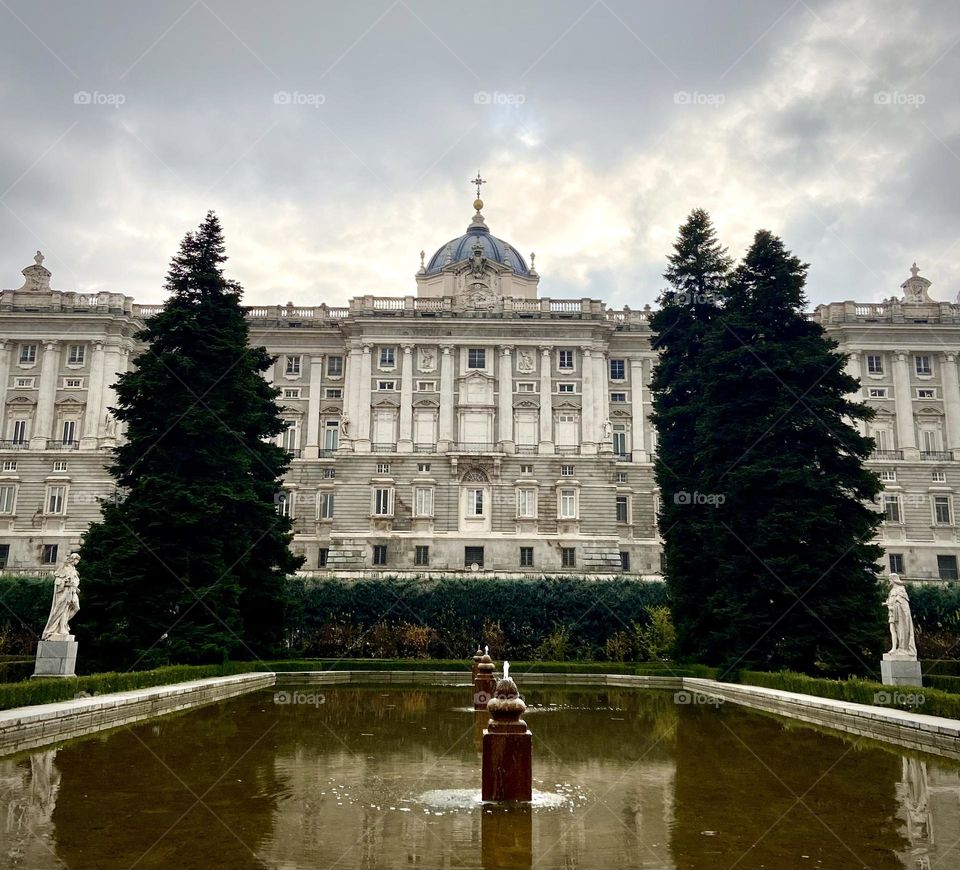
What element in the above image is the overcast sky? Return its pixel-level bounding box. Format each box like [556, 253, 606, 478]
[1, 0, 959, 308]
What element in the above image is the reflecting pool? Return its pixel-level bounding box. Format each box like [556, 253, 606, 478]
[1, 685, 958, 869]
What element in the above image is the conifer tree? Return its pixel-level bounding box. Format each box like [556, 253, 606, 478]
[649, 210, 732, 662]
[77, 213, 303, 670]
[697, 230, 884, 674]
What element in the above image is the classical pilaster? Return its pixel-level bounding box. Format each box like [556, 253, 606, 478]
[304, 354, 324, 459]
[580, 346, 596, 453]
[80, 340, 105, 449]
[843, 350, 866, 436]
[941, 352, 960, 458]
[0, 341, 10, 437]
[30, 341, 60, 448]
[498, 345, 514, 452]
[398, 344, 414, 453]
[630, 358, 646, 462]
[594, 349, 611, 453]
[100, 340, 125, 445]
[342, 342, 360, 448]
[538, 346, 553, 453]
[438, 345, 454, 450]
[355, 344, 372, 452]
[892, 351, 918, 458]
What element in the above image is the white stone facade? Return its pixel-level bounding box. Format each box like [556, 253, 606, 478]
[1, 219, 959, 581]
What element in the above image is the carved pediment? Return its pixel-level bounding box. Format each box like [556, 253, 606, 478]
[413, 398, 440, 408]
[916, 406, 944, 417]
[5, 395, 37, 406]
[609, 408, 632, 419]
[513, 399, 540, 410]
[554, 400, 581, 411]
[872, 408, 895, 419]
[460, 369, 494, 383]
[54, 396, 84, 406]
[320, 405, 343, 414]
[372, 396, 400, 408]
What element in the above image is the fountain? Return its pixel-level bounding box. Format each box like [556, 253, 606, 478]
[482, 661, 532, 802]
[474, 646, 497, 710]
[471, 644, 484, 681]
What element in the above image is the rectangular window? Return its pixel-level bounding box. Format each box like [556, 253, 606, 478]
[521, 464, 533, 474]
[417, 462, 431, 472]
[12, 420, 27, 445]
[41, 544, 58, 565]
[415, 545, 430, 566]
[613, 429, 628, 457]
[938, 554, 958, 581]
[934, 495, 952, 525]
[882, 494, 901, 524]
[379, 347, 396, 368]
[610, 359, 625, 380]
[283, 388, 301, 398]
[915, 355, 932, 376]
[64, 378, 83, 389]
[888, 553, 904, 574]
[52, 461, 67, 472]
[517, 382, 536, 392]
[465, 546, 484, 568]
[469, 489, 484, 516]
[285, 355, 301, 376]
[281, 423, 299, 452]
[868, 388, 888, 398]
[374, 488, 392, 516]
[610, 392, 627, 403]
[0, 484, 16, 514]
[377, 380, 396, 391]
[325, 388, 343, 399]
[376, 462, 391, 474]
[46, 485, 65, 515]
[620, 551, 631, 571]
[67, 345, 85, 365]
[2, 460, 17, 471]
[276, 492, 291, 518]
[557, 383, 575, 393]
[322, 468, 336, 479]
[373, 544, 388, 566]
[319, 492, 335, 520]
[467, 348, 486, 369]
[917, 388, 936, 399]
[922, 429, 942, 453]
[14, 377, 34, 388]
[61, 421, 76, 445]
[414, 486, 434, 517]
[327, 356, 343, 377]
[932, 471, 946, 483]
[616, 471, 628, 483]
[318, 548, 328, 567]
[878, 469, 897, 482]
[519, 546, 534, 567]
[559, 489, 577, 519]
[561, 547, 576, 568]
[867, 354, 883, 374]
[558, 349, 574, 369]
[516, 489, 536, 518]
[416, 381, 436, 392]
[560, 464, 575, 477]
[19, 344, 37, 365]
[323, 422, 340, 452]
[616, 495, 629, 523]
[0, 544, 8, 569]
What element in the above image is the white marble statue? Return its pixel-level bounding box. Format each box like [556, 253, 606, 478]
[41, 553, 81, 641]
[517, 349, 534, 372]
[602, 419, 613, 442]
[885, 573, 917, 659]
[339, 415, 350, 438]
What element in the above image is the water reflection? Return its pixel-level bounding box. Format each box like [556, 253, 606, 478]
[0, 685, 957, 869]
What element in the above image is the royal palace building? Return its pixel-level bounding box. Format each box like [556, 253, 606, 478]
[2, 196, 960, 580]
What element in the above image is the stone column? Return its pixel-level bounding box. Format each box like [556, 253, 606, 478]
[538, 346, 553, 453]
[439, 345, 454, 450]
[843, 350, 866, 436]
[580, 346, 596, 453]
[342, 342, 359, 448]
[941, 352, 960, 459]
[100, 340, 125, 445]
[594, 349, 611, 453]
[30, 341, 60, 448]
[80, 341, 105, 449]
[355, 344, 372, 452]
[498, 346, 514, 452]
[398, 344, 414, 453]
[0, 341, 10, 439]
[892, 351, 918, 458]
[304, 354, 324, 459]
[630, 358, 645, 462]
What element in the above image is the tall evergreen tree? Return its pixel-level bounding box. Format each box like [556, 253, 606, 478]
[77, 213, 303, 671]
[649, 209, 732, 662]
[697, 230, 884, 675]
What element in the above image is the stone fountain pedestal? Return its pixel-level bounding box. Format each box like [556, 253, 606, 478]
[474, 650, 497, 710]
[482, 663, 532, 802]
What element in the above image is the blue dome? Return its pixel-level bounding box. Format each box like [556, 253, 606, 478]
[425, 218, 530, 276]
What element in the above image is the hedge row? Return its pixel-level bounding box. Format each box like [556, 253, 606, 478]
[0, 662, 260, 711]
[738, 669, 960, 720]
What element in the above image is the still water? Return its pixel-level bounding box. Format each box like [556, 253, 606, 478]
[1, 684, 957, 869]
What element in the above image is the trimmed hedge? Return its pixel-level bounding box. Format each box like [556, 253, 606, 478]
[739, 669, 960, 720]
[0, 662, 261, 712]
[925, 674, 960, 694]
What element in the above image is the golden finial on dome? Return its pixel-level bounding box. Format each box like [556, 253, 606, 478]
[474, 198, 484, 211]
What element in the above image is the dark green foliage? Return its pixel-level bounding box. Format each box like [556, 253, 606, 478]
[77, 213, 303, 671]
[925, 674, 960, 693]
[907, 583, 960, 658]
[649, 209, 732, 662]
[0, 576, 51, 655]
[739, 669, 960, 720]
[284, 576, 669, 661]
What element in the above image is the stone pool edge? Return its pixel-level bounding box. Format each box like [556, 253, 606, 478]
[1, 670, 957, 759]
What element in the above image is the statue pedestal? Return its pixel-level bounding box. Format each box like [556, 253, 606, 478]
[881, 654, 922, 687]
[33, 639, 78, 678]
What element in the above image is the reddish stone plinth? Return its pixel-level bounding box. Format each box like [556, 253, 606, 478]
[482, 664, 532, 802]
[474, 651, 497, 710]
